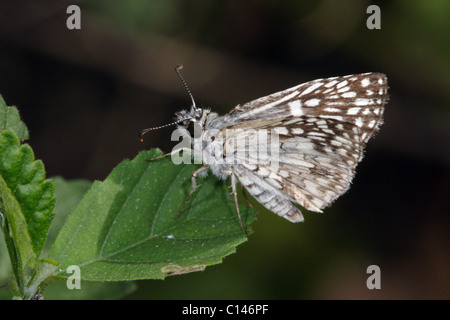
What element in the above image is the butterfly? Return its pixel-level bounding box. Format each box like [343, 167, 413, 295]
[140, 66, 389, 234]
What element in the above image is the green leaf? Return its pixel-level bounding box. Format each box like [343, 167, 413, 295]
[50, 149, 256, 281]
[41, 176, 136, 299]
[0, 228, 11, 284]
[0, 155, 37, 297]
[0, 94, 29, 141]
[42, 176, 92, 256]
[0, 130, 55, 257]
[0, 130, 57, 299]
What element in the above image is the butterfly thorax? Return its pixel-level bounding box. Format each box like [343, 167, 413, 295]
[175, 107, 233, 180]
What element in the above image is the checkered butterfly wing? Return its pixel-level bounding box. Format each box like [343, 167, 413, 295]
[220, 73, 388, 222]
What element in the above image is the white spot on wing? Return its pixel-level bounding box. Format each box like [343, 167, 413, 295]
[284, 118, 302, 125]
[355, 118, 363, 127]
[326, 101, 345, 106]
[274, 127, 289, 135]
[305, 98, 321, 107]
[347, 107, 360, 115]
[342, 91, 356, 98]
[361, 132, 368, 141]
[325, 107, 341, 112]
[354, 98, 372, 106]
[361, 78, 370, 87]
[337, 80, 348, 89]
[324, 80, 338, 88]
[299, 82, 323, 97]
[337, 86, 350, 93]
[320, 115, 344, 121]
[288, 100, 304, 116]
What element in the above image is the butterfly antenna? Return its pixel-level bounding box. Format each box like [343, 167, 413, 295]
[175, 65, 198, 111]
[139, 117, 189, 141]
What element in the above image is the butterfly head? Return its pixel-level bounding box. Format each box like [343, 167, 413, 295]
[174, 105, 209, 128]
[139, 65, 207, 141]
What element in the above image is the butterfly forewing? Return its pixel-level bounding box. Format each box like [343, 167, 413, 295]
[224, 73, 387, 136]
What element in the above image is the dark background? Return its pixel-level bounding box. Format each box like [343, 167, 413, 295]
[0, 0, 448, 299]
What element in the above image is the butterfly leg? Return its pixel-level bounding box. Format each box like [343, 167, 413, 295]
[145, 147, 193, 161]
[241, 185, 254, 209]
[231, 171, 248, 235]
[175, 165, 209, 219]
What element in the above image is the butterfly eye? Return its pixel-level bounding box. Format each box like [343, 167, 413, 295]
[194, 109, 203, 120]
